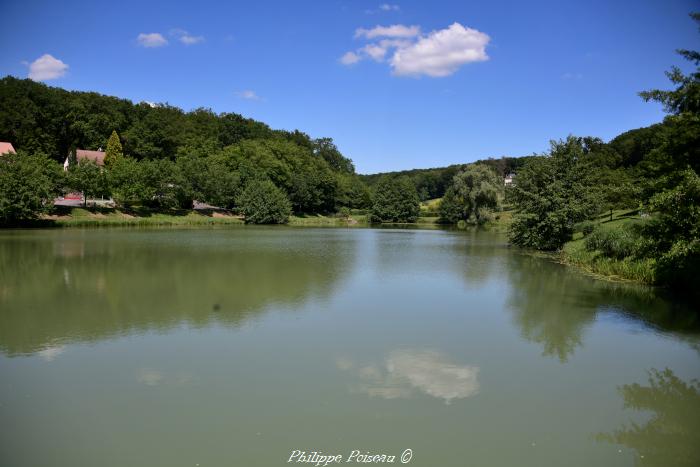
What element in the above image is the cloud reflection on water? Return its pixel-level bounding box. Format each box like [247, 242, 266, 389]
[37, 345, 65, 361]
[338, 349, 479, 404]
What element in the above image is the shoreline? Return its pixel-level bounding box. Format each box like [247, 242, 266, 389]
[1, 207, 657, 289]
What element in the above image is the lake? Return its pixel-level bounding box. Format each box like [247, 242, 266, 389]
[1, 227, 698, 467]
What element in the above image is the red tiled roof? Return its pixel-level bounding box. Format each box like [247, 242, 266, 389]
[0, 142, 16, 155]
[76, 149, 106, 166]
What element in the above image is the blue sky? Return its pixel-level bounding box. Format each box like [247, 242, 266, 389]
[1, 0, 698, 173]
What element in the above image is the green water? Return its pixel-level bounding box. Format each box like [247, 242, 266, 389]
[1, 227, 698, 467]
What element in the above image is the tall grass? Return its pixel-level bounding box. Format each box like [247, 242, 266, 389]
[562, 218, 656, 284]
[584, 224, 641, 259]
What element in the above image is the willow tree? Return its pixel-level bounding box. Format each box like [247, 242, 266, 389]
[439, 164, 502, 224]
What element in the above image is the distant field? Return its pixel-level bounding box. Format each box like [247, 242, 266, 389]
[420, 198, 442, 211]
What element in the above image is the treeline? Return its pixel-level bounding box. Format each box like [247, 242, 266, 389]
[507, 14, 700, 291]
[0, 76, 371, 223]
[0, 75, 350, 167]
[360, 156, 534, 201]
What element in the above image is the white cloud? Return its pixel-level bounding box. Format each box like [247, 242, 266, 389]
[137, 32, 168, 48]
[342, 22, 490, 77]
[355, 24, 420, 39]
[171, 29, 204, 45]
[391, 23, 490, 77]
[27, 54, 68, 81]
[366, 4, 400, 14]
[362, 43, 388, 62]
[339, 51, 361, 65]
[235, 90, 261, 100]
[180, 34, 204, 45]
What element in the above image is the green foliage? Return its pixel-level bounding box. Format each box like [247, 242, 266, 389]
[361, 165, 464, 201]
[369, 176, 420, 223]
[437, 188, 463, 223]
[576, 221, 595, 237]
[314, 137, 354, 173]
[239, 180, 291, 224]
[0, 77, 356, 206]
[175, 153, 240, 208]
[107, 157, 188, 209]
[335, 173, 371, 210]
[360, 156, 538, 201]
[508, 137, 600, 250]
[66, 159, 108, 206]
[336, 207, 351, 218]
[104, 130, 123, 166]
[438, 164, 502, 224]
[638, 13, 700, 116]
[0, 151, 61, 224]
[585, 224, 642, 259]
[640, 169, 700, 288]
[140, 159, 188, 209]
[108, 156, 147, 206]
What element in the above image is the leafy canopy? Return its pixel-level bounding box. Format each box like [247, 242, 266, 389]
[439, 164, 502, 224]
[369, 176, 420, 223]
[239, 179, 292, 224]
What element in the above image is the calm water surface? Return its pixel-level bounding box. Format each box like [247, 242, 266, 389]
[1, 227, 698, 467]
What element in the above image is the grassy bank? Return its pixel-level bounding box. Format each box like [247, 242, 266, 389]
[47, 207, 245, 227]
[288, 213, 365, 226]
[39, 208, 442, 228]
[486, 206, 655, 285]
[560, 210, 656, 284]
[484, 208, 514, 232]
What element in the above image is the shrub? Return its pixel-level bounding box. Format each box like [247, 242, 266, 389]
[369, 176, 420, 223]
[585, 225, 641, 259]
[239, 180, 291, 224]
[0, 151, 61, 224]
[335, 207, 351, 218]
[576, 221, 596, 236]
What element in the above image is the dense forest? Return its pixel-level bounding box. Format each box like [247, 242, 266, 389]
[0, 75, 369, 218]
[359, 156, 535, 201]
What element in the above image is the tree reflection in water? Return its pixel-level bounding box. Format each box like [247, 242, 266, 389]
[597, 368, 700, 466]
[0, 228, 356, 356]
[506, 253, 700, 362]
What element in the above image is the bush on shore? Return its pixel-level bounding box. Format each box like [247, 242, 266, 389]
[239, 180, 291, 224]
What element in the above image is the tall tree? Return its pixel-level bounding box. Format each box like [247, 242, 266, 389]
[370, 176, 420, 223]
[508, 137, 599, 250]
[639, 13, 700, 116]
[104, 130, 123, 166]
[67, 159, 106, 207]
[438, 164, 502, 224]
[0, 151, 61, 224]
[239, 179, 291, 224]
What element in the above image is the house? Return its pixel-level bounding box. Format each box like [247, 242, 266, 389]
[0, 142, 16, 155]
[64, 148, 106, 171]
[504, 173, 516, 186]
